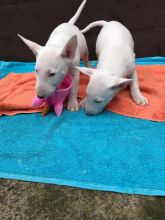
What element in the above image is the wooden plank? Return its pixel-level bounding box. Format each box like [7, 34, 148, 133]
[0, 0, 165, 61]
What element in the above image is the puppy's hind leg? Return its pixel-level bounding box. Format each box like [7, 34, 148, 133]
[82, 50, 90, 67]
[130, 70, 148, 105]
[79, 50, 89, 109]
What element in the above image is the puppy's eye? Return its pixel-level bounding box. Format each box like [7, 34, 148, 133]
[95, 99, 102, 103]
[111, 85, 119, 90]
[49, 73, 56, 77]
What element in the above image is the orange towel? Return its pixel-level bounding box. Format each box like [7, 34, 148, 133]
[78, 65, 165, 122]
[0, 65, 165, 121]
[0, 73, 42, 116]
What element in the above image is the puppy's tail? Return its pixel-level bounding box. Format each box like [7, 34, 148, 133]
[81, 20, 107, 33]
[69, 0, 87, 25]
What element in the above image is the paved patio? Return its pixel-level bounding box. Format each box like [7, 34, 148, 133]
[1, 179, 165, 220]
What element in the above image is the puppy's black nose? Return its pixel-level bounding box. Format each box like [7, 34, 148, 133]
[86, 111, 93, 116]
[37, 95, 44, 99]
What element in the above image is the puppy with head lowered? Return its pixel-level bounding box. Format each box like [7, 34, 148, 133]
[76, 20, 148, 115]
[18, 0, 89, 111]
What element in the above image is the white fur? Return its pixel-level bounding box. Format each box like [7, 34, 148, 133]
[76, 20, 148, 115]
[18, 0, 89, 111]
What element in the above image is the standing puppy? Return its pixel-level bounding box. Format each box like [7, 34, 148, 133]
[76, 21, 148, 115]
[18, 0, 89, 111]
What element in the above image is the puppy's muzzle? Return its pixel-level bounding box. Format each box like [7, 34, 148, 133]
[86, 110, 96, 116]
[86, 108, 102, 116]
[37, 95, 45, 99]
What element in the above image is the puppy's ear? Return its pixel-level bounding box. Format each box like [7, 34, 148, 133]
[74, 66, 95, 77]
[17, 34, 42, 56]
[61, 35, 78, 59]
[111, 78, 132, 90]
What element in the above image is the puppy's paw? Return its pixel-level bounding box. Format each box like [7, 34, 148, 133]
[67, 100, 79, 112]
[79, 98, 86, 109]
[133, 95, 148, 106]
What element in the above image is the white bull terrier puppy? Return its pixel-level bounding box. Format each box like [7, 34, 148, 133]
[18, 0, 89, 111]
[76, 20, 148, 115]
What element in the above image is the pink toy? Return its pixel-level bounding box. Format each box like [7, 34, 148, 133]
[32, 74, 73, 116]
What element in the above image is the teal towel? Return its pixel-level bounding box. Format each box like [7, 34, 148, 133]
[0, 57, 165, 196]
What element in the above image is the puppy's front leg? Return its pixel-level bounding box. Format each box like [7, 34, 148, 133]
[67, 69, 80, 112]
[79, 97, 87, 108]
[130, 70, 148, 105]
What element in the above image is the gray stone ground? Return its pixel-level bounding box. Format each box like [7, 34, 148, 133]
[0, 179, 165, 220]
